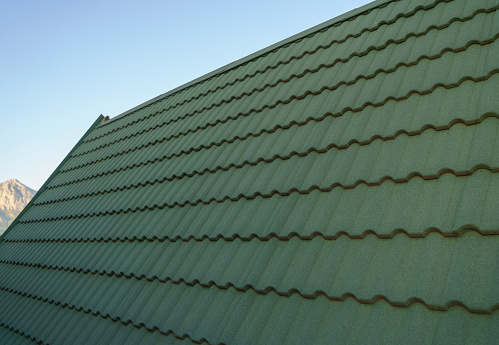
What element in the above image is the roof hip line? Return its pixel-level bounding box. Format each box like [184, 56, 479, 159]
[0, 115, 105, 243]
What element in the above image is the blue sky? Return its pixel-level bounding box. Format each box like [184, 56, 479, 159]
[0, 0, 372, 190]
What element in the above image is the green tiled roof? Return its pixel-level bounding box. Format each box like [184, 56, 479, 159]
[1, 0, 498, 343]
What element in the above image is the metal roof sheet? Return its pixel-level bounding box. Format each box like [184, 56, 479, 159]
[1, 0, 498, 343]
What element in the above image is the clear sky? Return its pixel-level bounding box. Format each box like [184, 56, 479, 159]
[0, 0, 372, 191]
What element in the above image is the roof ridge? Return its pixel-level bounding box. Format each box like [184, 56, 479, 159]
[79, 3, 499, 148]
[0, 115, 105, 243]
[102, 0, 404, 126]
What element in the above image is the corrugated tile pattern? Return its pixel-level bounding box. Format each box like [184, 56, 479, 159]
[1, 0, 498, 343]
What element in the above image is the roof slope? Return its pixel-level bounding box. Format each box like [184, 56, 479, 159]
[1, 0, 499, 343]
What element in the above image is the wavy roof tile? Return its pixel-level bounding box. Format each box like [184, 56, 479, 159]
[1, 0, 498, 343]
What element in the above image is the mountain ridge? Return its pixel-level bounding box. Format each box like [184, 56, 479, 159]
[0, 179, 36, 235]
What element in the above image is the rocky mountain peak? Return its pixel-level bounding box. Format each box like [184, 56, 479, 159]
[0, 179, 37, 235]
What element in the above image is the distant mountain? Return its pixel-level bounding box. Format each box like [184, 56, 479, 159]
[0, 179, 36, 235]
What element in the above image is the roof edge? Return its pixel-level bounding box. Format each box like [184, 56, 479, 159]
[0, 115, 106, 241]
[107, 0, 395, 124]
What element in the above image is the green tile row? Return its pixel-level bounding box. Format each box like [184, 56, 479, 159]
[0, 266, 496, 345]
[47, 38, 499, 191]
[40, 74, 499, 202]
[11, 170, 499, 240]
[27, 118, 499, 220]
[0, 289, 186, 345]
[1, 231, 497, 310]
